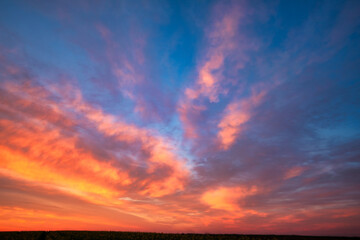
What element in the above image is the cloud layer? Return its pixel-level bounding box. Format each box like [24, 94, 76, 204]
[0, 0, 360, 236]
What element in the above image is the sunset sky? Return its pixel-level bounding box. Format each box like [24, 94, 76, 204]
[1, 0, 360, 236]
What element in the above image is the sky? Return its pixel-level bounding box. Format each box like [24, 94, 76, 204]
[0, 0, 360, 236]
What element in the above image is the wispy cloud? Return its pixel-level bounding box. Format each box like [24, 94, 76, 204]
[178, 1, 256, 140]
[217, 88, 266, 149]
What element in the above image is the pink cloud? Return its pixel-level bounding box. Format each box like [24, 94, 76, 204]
[217, 89, 266, 149]
[184, 7, 242, 103]
[177, 2, 260, 143]
[284, 166, 307, 180]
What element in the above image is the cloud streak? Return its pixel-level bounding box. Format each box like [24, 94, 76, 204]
[178, 2, 252, 140]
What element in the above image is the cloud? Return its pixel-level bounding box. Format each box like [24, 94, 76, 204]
[217, 89, 266, 149]
[0, 73, 189, 201]
[201, 186, 258, 212]
[178, 2, 256, 140]
[284, 166, 307, 180]
[93, 20, 176, 123]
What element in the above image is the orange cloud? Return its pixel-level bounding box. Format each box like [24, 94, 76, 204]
[217, 90, 266, 149]
[67, 88, 189, 197]
[0, 120, 128, 203]
[284, 166, 307, 180]
[178, 8, 243, 139]
[190, 11, 241, 103]
[201, 186, 265, 217]
[0, 80, 189, 203]
[0, 78, 196, 231]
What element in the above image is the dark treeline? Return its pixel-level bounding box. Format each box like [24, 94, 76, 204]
[0, 231, 359, 240]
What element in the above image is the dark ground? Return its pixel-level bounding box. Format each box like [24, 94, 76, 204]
[0, 231, 359, 240]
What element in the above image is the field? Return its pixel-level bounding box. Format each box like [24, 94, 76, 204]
[0, 232, 359, 240]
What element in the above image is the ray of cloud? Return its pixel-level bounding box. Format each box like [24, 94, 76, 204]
[217, 88, 266, 150]
[178, 1, 256, 140]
